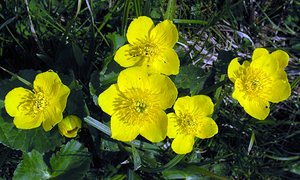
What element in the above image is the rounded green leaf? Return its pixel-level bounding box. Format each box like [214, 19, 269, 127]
[13, 150, 50, 180]
[0, 114, 64, 153]
[50, 140, 91, 179]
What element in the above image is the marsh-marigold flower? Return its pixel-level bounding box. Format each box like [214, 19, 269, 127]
[228, 48, 291, 120]
[98, 67, 178, 142]
[4, 70, 70, 131]
[114, 16, 180, 75]
[167, 95, 218, 154]
[58, 115, 82, 138]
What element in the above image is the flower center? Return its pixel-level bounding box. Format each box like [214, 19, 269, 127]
[113, 88, 159, 125]
[239, 67, 271, 97]
[33, 91, 48, 113]
[134, 101, 147, 113]
[17, 90, 49, 115]
[176, 113, 198, 136]
[129, 41, 158, 57]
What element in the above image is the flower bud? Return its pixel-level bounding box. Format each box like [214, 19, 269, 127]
[58, 115, 82, 138]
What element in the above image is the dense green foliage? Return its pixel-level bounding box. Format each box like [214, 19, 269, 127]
[0, 0, 299, 179]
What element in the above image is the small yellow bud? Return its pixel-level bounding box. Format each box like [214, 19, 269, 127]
[58, 115, 82, 138]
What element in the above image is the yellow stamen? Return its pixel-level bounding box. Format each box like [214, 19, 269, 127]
[33, 91, 48, 113]
[113, 88, 159, 125]
[176, 113, 198, 136]
[17, 90, 48, 115]
[238, 68, 271, 98]
[129, 41, 158, 57]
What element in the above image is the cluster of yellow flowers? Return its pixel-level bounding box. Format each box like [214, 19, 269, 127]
[3, 16, 291, 155]
[4, 70, 81, 138]
[98, 16, 219, 154]
[98, 16, 291, 154]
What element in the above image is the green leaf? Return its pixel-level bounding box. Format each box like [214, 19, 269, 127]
[288, 162, 300, 175]
[0, 118, 64, 153]
[65, 83, 86, 118]
[151, 8, 161, 19]
[100, 71, 119, 88]
[162, 165, 229, 180]
[0, 16, 16, 30]
[127, 169, 141, 180]
[215, 50, 235, 74]
[106, 32, 126, 53]
[50, 140, 91, 179]
[101, 138, 120, 152]
[13, 150, 51, 180]
[72, 43, 85, 67]
[247, 131, 255, 155]
[141, 154, 185, 173]
[174, 64, 211, 95]
[164, 0, 177, 20]
[131, 145, 141, 171]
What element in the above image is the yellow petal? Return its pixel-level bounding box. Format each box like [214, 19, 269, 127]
[167, 113, 179, 138]
[147, 73, 178, 109]
[265, 79, 291, 103]
[232, 79, 247, 107]
[114, 44, 143, 67]
[242, 60, 250, 68]
[252, 48, 269, 61]
[117, 67, 149, 92]
[50, 83, 70, 111]
[4, 87, 33, 117]
[110, 114, 140, 142]
[173, 96, 213, 118]
[33, 70, 62, 95]
[227, 58, 241, 83]
[149, 48, 180, 75]
[42, 107, 64, 131]
[251, 54, 279, 75]
[196, 117, 218, 139]
[126, 16, 154, 45]
[34, 70, 70, 112]
[171, 134, 194, 154]
[243, 98, 270, 120]
[150, 19, 178, 48]
[13, 114, 43, 129]
[117, 67, 177, 109]
[140, 110, 167, 142]
[270, 49, 289, 69]
[273, 69, 288, 81]
[189, 95, 214, 117]
[98, 84, 120, 115]
[173, 96, 190, 115]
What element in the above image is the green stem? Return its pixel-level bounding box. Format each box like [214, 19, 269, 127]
[164, 0, 176, 20]
[140, 154, 185, 173]
[0, 66, 32, 87]
[134, 0, 142, 17]
[83, 116, 160, 150]
[291, 75, 300, 90]
[173, 19, 208, 25]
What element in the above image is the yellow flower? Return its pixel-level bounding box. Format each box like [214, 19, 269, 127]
[4, 70, 70, 131]
[114, 16, 180, 75]
[98, 67, 178, 142]
[228, 48, 291, 120]
[167, 95, 218, 154]
[58, 115, 82, 138]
